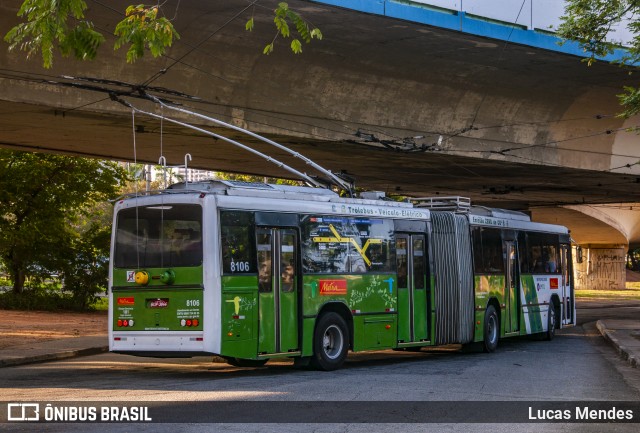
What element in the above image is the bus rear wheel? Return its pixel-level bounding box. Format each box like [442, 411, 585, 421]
[483, 305, 499, 353]
[311, 312, 349, 371]
[545, 301, 557, 341]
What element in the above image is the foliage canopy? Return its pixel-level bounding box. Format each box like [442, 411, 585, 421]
[5, 1, 321, 68]
[557, 0, 640, 118]
[0, 149, 127, 305]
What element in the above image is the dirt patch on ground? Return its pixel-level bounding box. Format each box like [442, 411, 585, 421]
[627, 269, 640, 283]
[0, 309, 107, 349]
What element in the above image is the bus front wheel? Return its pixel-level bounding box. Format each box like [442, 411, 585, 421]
[311, 312, 349, 371]
[483, 305, 499, 353]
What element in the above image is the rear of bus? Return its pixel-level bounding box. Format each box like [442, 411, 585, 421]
[109, 195, 211, 356]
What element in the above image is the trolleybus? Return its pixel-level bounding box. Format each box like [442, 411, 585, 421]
[109, 180, 575, 370]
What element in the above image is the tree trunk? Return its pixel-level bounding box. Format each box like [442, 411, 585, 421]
[11, 266, 25, 294]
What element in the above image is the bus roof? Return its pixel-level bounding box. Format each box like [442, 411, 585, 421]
[120, 180, 568, 233]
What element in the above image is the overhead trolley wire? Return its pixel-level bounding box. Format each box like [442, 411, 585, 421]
[110, 93, 347, 191]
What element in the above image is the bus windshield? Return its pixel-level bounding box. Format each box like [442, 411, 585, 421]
[114, 204, 203, 268]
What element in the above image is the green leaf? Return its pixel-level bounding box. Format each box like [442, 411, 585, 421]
[59, 22, 105, 61]
[274, 16, 290, 37]
[250, 1, 322, 55]
[4, 0, 95, 68]
[291, 39, 302, 54]
[113, 5, 180, 63]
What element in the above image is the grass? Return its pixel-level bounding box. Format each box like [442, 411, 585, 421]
[575, 287, 640, 301]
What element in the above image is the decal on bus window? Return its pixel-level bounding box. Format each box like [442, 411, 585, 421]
[301, 216, 394, 274]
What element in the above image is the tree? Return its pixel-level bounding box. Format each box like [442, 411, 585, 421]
[557, 0, 640, 118]
[58, 210, 113, 310]
[0, 149, 128, 295]
[5, 1, 322, 69]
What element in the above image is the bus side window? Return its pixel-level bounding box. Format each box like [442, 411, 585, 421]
[472, 227, 484, 273]
[472, 227, 504, 274]
[396, 237, 408, 288]
[256, 229, 273, 292]
[518, 232, 529, 273]
[527, 232, 560, 274]
[220, 211, 256, 275]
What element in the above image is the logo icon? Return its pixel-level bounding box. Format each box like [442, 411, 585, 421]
[7, 403, 40, 421]
[117, 297, 135, 306]
[148, 298, 169, 308]
[126, 271, 135, 282]
[226, 296, 241, 315]
[319, 279, 348, 295]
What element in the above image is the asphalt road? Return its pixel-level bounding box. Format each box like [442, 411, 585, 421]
[1, 300, 639, 433]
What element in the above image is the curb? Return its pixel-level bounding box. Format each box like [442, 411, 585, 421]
[596, 320, 638, 369]
[0, 346, 109, 368]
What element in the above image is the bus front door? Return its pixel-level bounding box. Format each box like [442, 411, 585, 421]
[256, 228, 299, 355]
[560, 244, 574, 325]
[396, 234, 428, 343]
[504, 241, 520, 334]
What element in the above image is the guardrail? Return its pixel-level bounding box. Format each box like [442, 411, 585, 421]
[413, 0, 633, 46]
[313, 0, 631, 62]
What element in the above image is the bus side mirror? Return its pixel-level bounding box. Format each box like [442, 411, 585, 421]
[576, 246, 583, 264]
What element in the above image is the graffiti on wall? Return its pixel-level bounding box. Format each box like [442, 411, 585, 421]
[574, 248, 625, 290]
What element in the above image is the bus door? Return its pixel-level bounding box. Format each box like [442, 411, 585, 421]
[503, 240, 520, 333]
[396, 234, 428, 343]
[256, 227, 299, 354]
[559, 244, 573, 325]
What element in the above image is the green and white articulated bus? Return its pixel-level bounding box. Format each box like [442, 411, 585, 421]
[109, 180, 575, 370]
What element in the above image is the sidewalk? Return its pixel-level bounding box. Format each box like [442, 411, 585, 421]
[596, 320, 640, 369]
[0, 336, 108, 367]
[0, 311, 638, 369]
[0, 310, 108, 368]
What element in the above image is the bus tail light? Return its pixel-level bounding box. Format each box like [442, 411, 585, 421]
[180, 318, 200, 327]
[117, 319, 135, 327]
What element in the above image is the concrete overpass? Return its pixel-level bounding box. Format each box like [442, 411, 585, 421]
[1, 0, 639, 288]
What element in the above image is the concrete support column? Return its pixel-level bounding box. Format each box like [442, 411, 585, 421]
[574, 246, 627, 290]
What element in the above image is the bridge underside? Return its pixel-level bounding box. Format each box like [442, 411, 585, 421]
[1, 100, 638, 211]
[1, 0, 639, 212]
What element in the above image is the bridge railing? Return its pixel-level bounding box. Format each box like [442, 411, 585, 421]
[413, 0, 633, 47]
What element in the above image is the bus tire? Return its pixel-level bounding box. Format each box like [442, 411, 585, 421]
[311, 312, 349, 371]
[545, 301, 556, 341]
[483, 305, 499, 353]
[226, 357, 267, 368]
